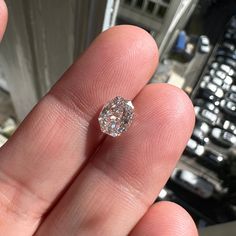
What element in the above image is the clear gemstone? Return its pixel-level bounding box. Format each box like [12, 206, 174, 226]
[98, 96, 134, 137]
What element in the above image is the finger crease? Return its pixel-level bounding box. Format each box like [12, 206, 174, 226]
[0, 168, 50, 221]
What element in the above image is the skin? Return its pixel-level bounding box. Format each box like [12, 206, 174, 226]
[0, 0, 198, 235]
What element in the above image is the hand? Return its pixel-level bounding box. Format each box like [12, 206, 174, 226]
[0, 1, 197, 235]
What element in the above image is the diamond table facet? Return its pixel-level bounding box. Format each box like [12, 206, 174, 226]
[98, 96, 134, 137]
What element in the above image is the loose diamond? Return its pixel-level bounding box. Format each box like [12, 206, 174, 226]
[98, 96, 134, 137]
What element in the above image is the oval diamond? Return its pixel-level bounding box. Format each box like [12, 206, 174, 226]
[98, 96, 134, 137]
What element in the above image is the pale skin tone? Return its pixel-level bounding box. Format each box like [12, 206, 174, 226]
[0, 1, 198, 235]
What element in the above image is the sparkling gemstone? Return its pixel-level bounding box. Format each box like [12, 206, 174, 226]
[98, 96, 134, 137]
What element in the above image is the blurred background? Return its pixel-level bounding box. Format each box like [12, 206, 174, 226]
[0, 0, 236, 235]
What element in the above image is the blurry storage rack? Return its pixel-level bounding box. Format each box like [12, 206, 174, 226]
[117, 0, 198, 57]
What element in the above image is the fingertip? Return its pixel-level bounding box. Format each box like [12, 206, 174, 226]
[131, 201, 198, 236]
[93, 25, 159, 75]
[154, 201, 198, 236]
[156, 83, 195, 133]
[108, 24, 159, 60]
[137, 83, 195, 141]
[0, 0, 8, 41]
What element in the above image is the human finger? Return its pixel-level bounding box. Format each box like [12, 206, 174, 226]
[130, 201, 198, 236]
[0, 25, 158, 235]
[36, 84, 195, 236]
[0, 0, 7, 41]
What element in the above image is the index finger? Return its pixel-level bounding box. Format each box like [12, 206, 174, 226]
[0, 25, 158, 235]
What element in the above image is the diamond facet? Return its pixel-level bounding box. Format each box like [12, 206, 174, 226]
[98, 96, 134, 137]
